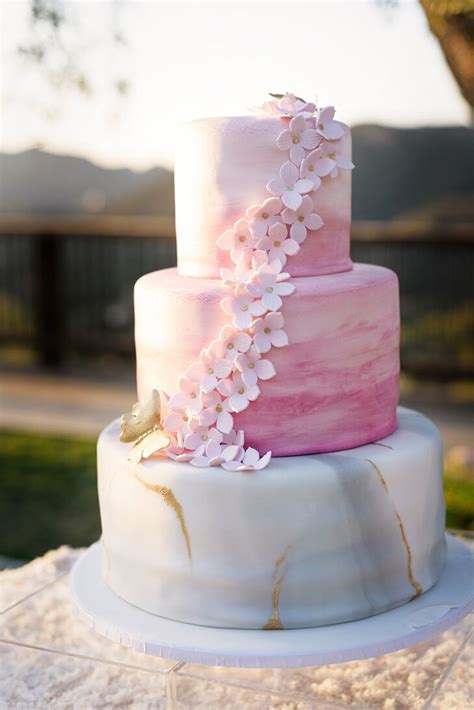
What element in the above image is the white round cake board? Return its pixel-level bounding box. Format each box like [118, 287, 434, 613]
[70, 535, 473, 669]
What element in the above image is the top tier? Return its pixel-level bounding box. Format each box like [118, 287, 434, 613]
[175, 114, 353, 279]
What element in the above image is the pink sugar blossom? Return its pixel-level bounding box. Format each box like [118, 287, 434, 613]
[221, 287, 267, 330]
[282, 195, 324, 244]
[168, 375, 203, 416]
[319, 139, 354, 178]
[220, 250, 270, 287]
[315, 106, 345, 141]
[246, 198, 282, 239]
[163, 408, 194, 436]
[217, 218, 258, 264]
[210, 325, 252, 363]
[251, 312, 288, 353]
[276, 114, 320, 165]
[217, 372, 260, 413]
[299, 147, 334, 188]
[259, 92, 316, 119]
[184, 425, 222, 451]
[247, 262, 295, 312]
[199, 391, 233, 434]
[190, 440, 241, 468]
[256, 221, 300, 266]
[186, 349, 232, 394]
[222, 447, 272, 472]
[235, 345, 276, 388]
[221, 428, 245, 447]
[267, 161, 313, 210]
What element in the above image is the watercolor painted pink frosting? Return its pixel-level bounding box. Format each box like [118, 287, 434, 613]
[134, 264, 400, 456]
[175, 116, 352, 279]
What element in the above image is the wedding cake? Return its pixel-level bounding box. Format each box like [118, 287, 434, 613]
[97, 93, 446, 630]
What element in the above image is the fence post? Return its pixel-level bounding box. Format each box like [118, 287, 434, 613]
[33, 233, 64, 367]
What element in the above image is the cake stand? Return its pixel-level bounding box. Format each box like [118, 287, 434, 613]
[70, 535, 473, 669]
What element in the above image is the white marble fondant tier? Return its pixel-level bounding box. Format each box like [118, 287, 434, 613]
[98, 408, 446, 630]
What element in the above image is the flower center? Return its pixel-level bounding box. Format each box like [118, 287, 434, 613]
[308, 164, 314, 171]
[292, 135, 300, 144]
[264, 327, 272, 334]
[237, 387, 245, 394]
[238, 234, 247, 243]
[208, 367, 214, 373]
[298, 215, 305, 222]
[241, 304, 248, 311]
[274, 240, 281, 247]
[328, 151, 336, 160]
[183, 415, 189, 422]
[215, 405, 223, 413]
[287, 185, 294, 191]
[265, 286, 273, 293]
[226, 342, 234, 350]
[201, 434, 208, 441]
[319, 123, 324, 129]
[190, 392, 196, 398]
[262, 211, 269, 220]
[248, 362, 255, 369]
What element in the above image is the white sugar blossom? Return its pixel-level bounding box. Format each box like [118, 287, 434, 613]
[267, 161, 314, 210]
[217, 373, 260, 413]
[168, 375, 203, 416]
[256, 221, 300, 266]
[222, 447, 272, 472]
[299, 147, 334, 188]
[251, 312, 288, 353]
[211, 325, 252, 363]
[186, 349, 232, 394]
[276, 114, 320, 165]
[217, 218, 258, 264]
[221, 428, 245, 447]
[247, 197, 282, 239]
[319, 139, 354, 178]
[235, 345, 276, 387]
[247, 262, 295, 312]
[220, 250, 270, 287]
[282, 195, 324, 244]
[315, 106, 345, 141]
[221, 287, 267, 330]
[199, 391, 233, 434]
[184, 425, 223, 451]
[190, 440, 241, 468]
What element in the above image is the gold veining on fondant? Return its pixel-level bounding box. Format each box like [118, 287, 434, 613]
[134, 473, 192, 561]
[262, 545, 291, 630]
[366, 459, 422, 599]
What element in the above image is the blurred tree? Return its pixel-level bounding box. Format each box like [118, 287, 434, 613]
[18, 0, 128, 97]
[419, 1, 474, 120]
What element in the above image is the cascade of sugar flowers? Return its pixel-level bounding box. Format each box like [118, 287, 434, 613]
[121, 93, 353, 471]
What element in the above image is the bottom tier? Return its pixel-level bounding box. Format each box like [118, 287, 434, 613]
[98, 408, 446, 630]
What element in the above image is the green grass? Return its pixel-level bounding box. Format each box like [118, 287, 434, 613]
[0, 429, 473, 560]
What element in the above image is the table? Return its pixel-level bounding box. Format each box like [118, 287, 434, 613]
[0, 544, 472, 709]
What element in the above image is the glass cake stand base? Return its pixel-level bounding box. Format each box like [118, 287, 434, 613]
[70, 535, 473, 669]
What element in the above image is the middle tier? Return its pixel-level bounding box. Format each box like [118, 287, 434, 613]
[135, 264, 400, 456]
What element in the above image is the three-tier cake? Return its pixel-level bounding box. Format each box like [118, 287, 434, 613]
[97, 93, 446, 630]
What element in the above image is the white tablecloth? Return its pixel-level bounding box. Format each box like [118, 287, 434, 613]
[0, 545, 472, 709]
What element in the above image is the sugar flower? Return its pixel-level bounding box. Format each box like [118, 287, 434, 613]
[256, 221, 300, 266]
[267, 161, 313, 210]
[168, 376, 203, 416]
[184, 425, 223, 451]
[235, 345, 276, 387]
[221, 287, 267, 330]
[319, 139, 354, 178]
[259, 92, 316, 119]
[186, 348, 232, 394]
[199, 391, 234, 433]
[221, 428, 245, 447]
[211, 325, 252, 363]
[282, 195, 324, 243]
[222, 447, 272, 472]
[299, 147, 334, 188]
[217, 218, 258, 264]
[217, 373, 260, 413]
[315, 106, 345, 141]
[163, 407, 194, 436]
[276, 114, 320, 165]
[220, 250, 269, 287]
[247, 262, 295, 312]
[190, 440, 242, 468]
[247, 197, 282, 239]
[251, 312, 288, 353]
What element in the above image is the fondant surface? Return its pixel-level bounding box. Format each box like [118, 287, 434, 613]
[98, 408, 446, 630]
[135, 263, 400, 455]
[175, 116, 352, 278]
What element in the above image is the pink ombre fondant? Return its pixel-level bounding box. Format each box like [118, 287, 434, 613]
[135, 264, 400, 456]
[175, 116, 352, 279]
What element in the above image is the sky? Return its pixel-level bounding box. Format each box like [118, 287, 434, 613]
[1, 0, 470, 170]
